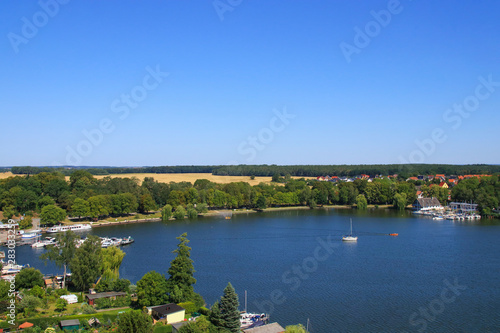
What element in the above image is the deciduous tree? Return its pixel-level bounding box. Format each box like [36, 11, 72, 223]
[40, 231, 77, 288]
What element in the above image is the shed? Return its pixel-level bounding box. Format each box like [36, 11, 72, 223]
[60, 294, 78, 304]
[147, 303, 186, 324]
[86, 291, 127, 306]
[60, 319, 80, 331]
[243, 322, 285, 333]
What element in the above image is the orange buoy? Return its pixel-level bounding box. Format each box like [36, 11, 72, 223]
[389, 233, 399, 236]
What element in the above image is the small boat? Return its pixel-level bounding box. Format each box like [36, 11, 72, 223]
[1, 263, 26, 276]
[389, 233, 399, 236]
[342, 219, 358, 242]
[120, 236, 134, 245]
[21, 230, 42, 239]
[432, 216, 444, 220]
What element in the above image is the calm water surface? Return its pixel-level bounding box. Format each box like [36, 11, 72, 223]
[12, 209, 500, 332]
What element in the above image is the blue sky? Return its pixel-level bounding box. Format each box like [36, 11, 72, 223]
[1, 0, 499, 166]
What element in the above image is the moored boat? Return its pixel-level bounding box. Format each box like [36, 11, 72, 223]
[46, 224, 92, 233]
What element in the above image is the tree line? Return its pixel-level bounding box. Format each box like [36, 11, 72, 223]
[2, 170, 499, 226]
[11, 164, 500, 178]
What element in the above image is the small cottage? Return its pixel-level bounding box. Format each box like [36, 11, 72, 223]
[147, 303, 185, 324]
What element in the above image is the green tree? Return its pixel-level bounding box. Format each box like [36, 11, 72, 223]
[187, 208, 198, 219]
[136, 271, 168, 307]
[71, 198, 90, 218]
[37, 195, 56, 210]
[40, 231, 78, 288]
[174, 205, 186, 220]
[88, 195, 112, 219]
[166, 233, 202, 305]
[356, 194, 368, 210]
[209, 301, 223, 328]
[19, 294, 42, 315]
[100, 246, 126, 281]
[40, 204, 66, 225]
[195, 203, 208, 214]
[1, 205, 15, 221]
[272, 173, 282, 183]
[15, 267, 44, 290]
[19, 216, 33, 230]
[55, 298, 68, 312]
[139, 193, 157, 213]
[219, 282, 240, 333]
[70, 235, 102, 291]
[256, 195, 267, 210]
[117, 310, 153, 333]
[161, 204, 173, 221]
[393, 193, 407, 211]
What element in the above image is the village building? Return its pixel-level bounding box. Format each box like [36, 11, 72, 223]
[412, 197, 442, 211]
[147, 303, 186, 324]
[449, 202, 478, 213]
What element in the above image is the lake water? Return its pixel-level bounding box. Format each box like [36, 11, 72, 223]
[11, 209, 500, 332]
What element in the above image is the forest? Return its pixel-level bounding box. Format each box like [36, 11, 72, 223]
[10, 164, 500, 178]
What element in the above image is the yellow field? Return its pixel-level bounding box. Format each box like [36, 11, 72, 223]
[0, 172, 309, 185]
[0, 172, 15, 179]
[91, 173, 275, 185]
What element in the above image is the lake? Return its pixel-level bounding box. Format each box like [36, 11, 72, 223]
[11, 208, 500, 332]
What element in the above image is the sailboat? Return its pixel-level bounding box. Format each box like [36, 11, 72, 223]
[342, 218, 358, 242]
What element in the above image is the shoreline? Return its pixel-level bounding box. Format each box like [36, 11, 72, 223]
[23, 204, 400, 234]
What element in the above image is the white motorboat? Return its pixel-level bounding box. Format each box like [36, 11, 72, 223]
[21, 230, 41, 239]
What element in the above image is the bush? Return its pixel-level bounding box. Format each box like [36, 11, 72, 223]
[55, 298, 68, 312]
[187, 208, 198, 219]
[94, 297, 112, 310]
[199, 306, 210, 316]
[195, 203, 208, 214]
[174, 206, 186, 220]
[81, 303, 96, 314]
[113, 295, 131, 307]
[54, 288, 69, 297]
[178, 301, 197, 314]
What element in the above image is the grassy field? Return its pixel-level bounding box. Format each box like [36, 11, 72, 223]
[1, 172, 311, 185]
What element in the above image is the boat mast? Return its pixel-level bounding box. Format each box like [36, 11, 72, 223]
[245, 290, 247, 313]
[306, 318, 310, 332]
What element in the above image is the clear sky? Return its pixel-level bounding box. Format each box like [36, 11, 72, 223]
[1, 0, 499, 167]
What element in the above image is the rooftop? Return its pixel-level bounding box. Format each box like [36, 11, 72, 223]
[148, 303, 185, 316]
